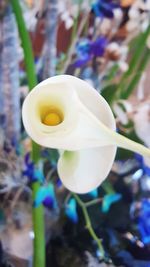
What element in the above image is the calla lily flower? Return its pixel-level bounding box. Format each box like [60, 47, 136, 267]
[22, 75, 150, 193]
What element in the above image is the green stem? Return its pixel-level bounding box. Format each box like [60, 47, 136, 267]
[72, 193, 104, 258]
[101, 180, 115, 195]
[85, 198, 103, 207]
[10, 1, 45, 267]
[11, 0, 37, 90]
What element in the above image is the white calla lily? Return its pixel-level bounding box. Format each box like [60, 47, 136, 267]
[22, 75, 150, 193]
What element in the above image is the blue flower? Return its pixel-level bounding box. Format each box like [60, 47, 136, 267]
[90, 37, 108, 57]
[56, 178, 62, 188]
[132, 169, 143, 180]
[73, 39, 91, 68]
[65, 198, 78, 223]
[92, 0, 120, 19]
[88, 189, 98, 198]
[23, 153, 44, 183]
[102, 193, 122, 213]
[73, 54, 91, 68]
[135, 153, 150, 176]
[137, 199, 150, 244]
[23, 153, 35, 180]
[73, 37, 108, 68]
[76, 39, 91, 55]
[34, 183, 57, 209]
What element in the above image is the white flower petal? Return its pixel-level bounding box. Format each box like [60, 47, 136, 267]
[22, 75, 116, 150]
[22, 80, 80, 148]
[22, 75, 150, 157]
[22, 75, 150, 193]
[58, 146, 116, 193]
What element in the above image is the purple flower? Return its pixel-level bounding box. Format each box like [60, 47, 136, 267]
[90, 36, 108, 57]
[43, 196, 54, 208]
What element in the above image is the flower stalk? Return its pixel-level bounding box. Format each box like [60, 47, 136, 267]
[72, 193, 105, 258]
[10, 1, 45, 267]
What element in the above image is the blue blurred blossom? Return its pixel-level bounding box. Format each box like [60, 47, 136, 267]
[92, 0, 120, 19]
[65, 198, 78, 223]
[135, 154, 150, 176]
[73, 37, 108, 68]
[138, 199, 150, 245]
[23, 153, 44, 183]
[73, 55, 91, 68]
[102, 193, 122, 213]
[56, 178, 62, 188]
[88, 189, 98, 198]
[34, 183, 57, 209]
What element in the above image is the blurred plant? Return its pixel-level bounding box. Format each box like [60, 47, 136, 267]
[0, 4, 20, 145]
[42, 0, 58, 78]
[138, 199, 150, 245]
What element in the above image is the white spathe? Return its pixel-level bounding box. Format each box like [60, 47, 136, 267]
[22, 75, 150, 193]
[58, 147, 116, 193]
[22, 75, 117, 150]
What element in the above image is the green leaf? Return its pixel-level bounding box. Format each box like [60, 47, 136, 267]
[105, 64, 119, 81]
[118, 26, 150, 99]
[101, 84, 118, 105]
[121, 47, 150, 99]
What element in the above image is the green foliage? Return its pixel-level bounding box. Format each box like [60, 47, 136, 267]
[101, 84, 118, 105]
[118, 26, 150, 99]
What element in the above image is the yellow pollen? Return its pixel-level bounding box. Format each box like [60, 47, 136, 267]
[43, 112, 62, 126]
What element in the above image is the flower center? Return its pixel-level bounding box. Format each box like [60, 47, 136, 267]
[43, 110, 63, 126]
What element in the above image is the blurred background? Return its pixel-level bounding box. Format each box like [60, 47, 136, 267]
[0, 0, 150, 266]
